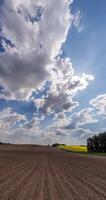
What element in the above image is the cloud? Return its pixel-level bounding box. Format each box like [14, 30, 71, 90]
[90, 94, 106, 117]
[50, 58, 94, 96]
[0, 0, 72, 100]
[0, 107, 97, 145]
[32, 57, 94, 115]
[45, 124, 94, 145]
[0, 107, 46, 143]
[73, 10, 84, 32]
[44, 107, 97, 143]
[0, 108, 26, 129]
[64, 108, 97, 130]
[33, 98, 45, 110]
[0, 127, 47, 144]
[41, 93, 78, 114]
[55, 130, 65, 136]
[44, 128, 66, 144]
[47, 107, 97, 132]
[0, 1, 94, 101]
[45, 107, 97, 142]
[23, 117, 39, 129]
[0, 0, 96, 144]
[70, 128, 94, 140]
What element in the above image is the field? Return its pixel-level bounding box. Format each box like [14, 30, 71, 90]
[59, 145, 106, 156]
[0, 145, 106, 200]
[59, 145, 87, 153]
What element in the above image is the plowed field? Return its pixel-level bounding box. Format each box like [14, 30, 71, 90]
[0, 145, 106, 200]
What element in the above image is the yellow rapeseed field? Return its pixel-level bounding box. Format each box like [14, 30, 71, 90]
[59, 145, 88, 152]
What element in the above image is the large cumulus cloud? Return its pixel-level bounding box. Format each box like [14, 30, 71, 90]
[0, 0, 96, 144]
[0, 0, 94, 101]
[0, 0, 73, 100]
[33, 57, 94, 115]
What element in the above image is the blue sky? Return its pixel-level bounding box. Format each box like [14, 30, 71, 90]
[65, 0, 106, 94]
[0, 0, 106, 144]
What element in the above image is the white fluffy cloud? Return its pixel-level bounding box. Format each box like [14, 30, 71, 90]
[90, 94, 106, 117]
[0, 0, 94, 101]
[45, 107, 97, 144]
[47, 107, 97, 131]
[0, 107, 46, 143]
[0, 0, 96, 144]
[50, 58, 94, 95]
[0, 0, 73, 100]
[0, 108, 26, 129]
[0, 106, 97, 145]
[64, 108, 97, 129]
[33, 57, 94, 115]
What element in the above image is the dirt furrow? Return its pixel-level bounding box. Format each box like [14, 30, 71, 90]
[54, 157, 106, 200]
[0, 145, 106, 200]
[17, 160, 43, 200]
[0, 160, 35, 197]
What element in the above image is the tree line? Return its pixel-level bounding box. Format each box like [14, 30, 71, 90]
[87, 132, 106, 152]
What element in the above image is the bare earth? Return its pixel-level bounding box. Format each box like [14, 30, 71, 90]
[0, 145, 106, 200]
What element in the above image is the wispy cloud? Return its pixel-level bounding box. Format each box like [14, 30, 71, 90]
[73, 9, 84, 32]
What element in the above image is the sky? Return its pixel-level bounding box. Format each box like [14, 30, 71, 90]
[0, 0, 106, 145]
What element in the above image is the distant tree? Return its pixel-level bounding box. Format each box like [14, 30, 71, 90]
[87, 132, 106, 152]
[52, 143, 66, 147]
[0, 141, 3, 145]
[99, 132, 106, 152]
[52, 143, 60, 147]
[0, 141, 11, 145]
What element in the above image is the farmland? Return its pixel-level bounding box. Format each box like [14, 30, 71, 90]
[0, 144, 106, 200]
[59, 145, 106, 156]
[59, 145, 87, 153]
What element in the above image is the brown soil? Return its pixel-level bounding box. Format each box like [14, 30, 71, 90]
[0, 145, 106, 200]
